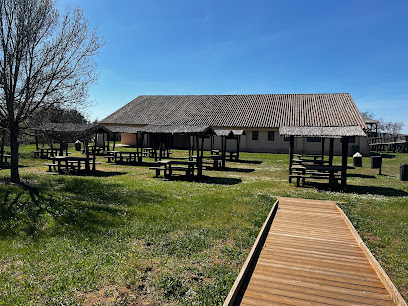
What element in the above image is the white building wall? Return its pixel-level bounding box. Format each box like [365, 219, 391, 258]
[120, 128, 369, 156]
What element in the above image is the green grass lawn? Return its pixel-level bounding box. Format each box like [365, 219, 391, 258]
[0, 145, 407, 304]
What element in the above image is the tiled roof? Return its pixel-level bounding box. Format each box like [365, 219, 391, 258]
[101, 94, 366, 129]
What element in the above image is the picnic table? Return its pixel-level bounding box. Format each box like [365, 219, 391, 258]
[189, 155, 221, 169]
[84, 145, 106, 156]
[150, 160, 197, 178]
[292, 158, 328, 165]
[32, 147, 60, 159]
[45, 156, 98, 174]
[104, 151, 146, 164]
[290, 163, 346, 186]
[0, 154, 11, 164]
[226, 151, 239, 161]
[143, 148, 155, 158]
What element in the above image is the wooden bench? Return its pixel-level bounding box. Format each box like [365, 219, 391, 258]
[226, 151, 238, 161]
[202, 159, 220, 169]
[149, 165, 194, 178]
[44, 163, 58, 172]
[104, 156, 115, 163]
[290, 164, 345, 186]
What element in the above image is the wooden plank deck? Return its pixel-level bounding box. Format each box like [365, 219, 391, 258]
[226, 197, 406, 306]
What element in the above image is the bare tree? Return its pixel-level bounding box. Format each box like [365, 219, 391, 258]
[0, 0, 102, 183]
[360, 112, 404, 135]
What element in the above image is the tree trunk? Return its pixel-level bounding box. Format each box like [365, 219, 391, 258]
[9, 123, 20, 183]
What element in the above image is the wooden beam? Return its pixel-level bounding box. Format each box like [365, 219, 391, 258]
[329, 138, 334, 166]
[222, 136, 227, 168]
[341, 136, 349, 186]
[288, 136, 294, 183]
[0, 130, 5, 164]
[321, 138, 325, 160]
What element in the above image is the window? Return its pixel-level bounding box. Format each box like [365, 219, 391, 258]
[252, 131, 259, 141]
[307, 137, 321, 143]
[267, 131, 275, 141]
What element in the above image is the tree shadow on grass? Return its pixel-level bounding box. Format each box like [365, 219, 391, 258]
[348, 173, 377, 179]
[86, 170, 128, 177]
[162, 175, 242, 185]
[370, 153, 396, 159]
[308, 182, 408, 197]
[0, 178, 167, 239]
[222, 167, 255, 173]
[235, 160, 262, 165]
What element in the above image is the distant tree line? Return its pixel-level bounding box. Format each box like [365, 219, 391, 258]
[361, 112, 404, 135]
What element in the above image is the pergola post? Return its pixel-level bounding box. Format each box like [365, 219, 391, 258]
[221, 136, 227, 168]
[188, 135, 191, 158]
[35, 134, 39, 151]
[153, 134, 158, 161]
[198, 135, 204, 177]
[85, 140, 90, 172]
[0, 130, 5, 164]
[236, 136, 240, 160]
[289, 136, 295, 183]
[159, 134, 163, 160]
[321, 138, 325, 160]
[139, 133, 144, 163]
[329, 138, 334, 166]
[341, 136, 349, 186]
[113, 133, 116, 151]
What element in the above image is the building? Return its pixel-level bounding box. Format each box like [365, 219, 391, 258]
[101, 93, 368, 155]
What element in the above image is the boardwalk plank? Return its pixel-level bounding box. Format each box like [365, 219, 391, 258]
[236, 197, 396, 306]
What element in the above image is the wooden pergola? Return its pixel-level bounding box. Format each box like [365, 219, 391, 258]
[31, 123, 113, 171]
[142, 124, 216, 177]
[280, 126, 367, 186]
[213, 129, 245, 167]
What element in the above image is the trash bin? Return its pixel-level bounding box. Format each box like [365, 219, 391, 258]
[74, 140, 81, 151]
[401, 164, 408, 181]
[353, 152, 363, 167]
[371, 156, 382, 169]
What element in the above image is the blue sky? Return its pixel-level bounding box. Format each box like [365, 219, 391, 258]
[60, 0, 408, 133]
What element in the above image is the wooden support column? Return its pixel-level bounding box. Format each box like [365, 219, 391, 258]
[198, 136, 204, 177]
[236, 136, 240, 160]
[188, 136, 191, 158]
[153, 134, 158, 161]
[289, 136, 294, 183]
[159, 134, 164, 160]
[92, 135, 96, 171]
[140, 133, 144, 163]
[329, 138, 334, 166]
[113, 133, 116, 151]
[221, 136, 227, 168]
[0, 130, 5, 164]
[210, 135, 214, 152]
[85, 140, 90, 172]
[35, 134, 39, 151]
[321, 138, 325, 160]
[341, 136, 349, 186]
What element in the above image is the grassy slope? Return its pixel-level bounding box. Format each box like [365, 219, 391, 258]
[0, 145, 407, 304]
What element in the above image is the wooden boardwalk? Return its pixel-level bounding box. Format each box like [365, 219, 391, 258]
[226, 197, 405, 306]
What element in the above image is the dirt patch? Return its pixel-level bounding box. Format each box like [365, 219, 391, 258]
[82, 285, 135, 305]
[360, 231, 380, 243]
